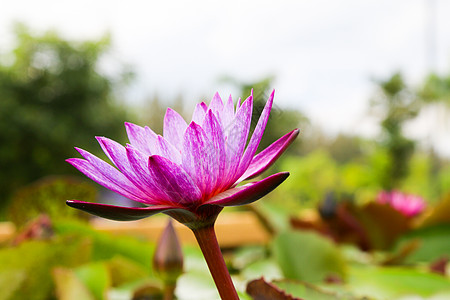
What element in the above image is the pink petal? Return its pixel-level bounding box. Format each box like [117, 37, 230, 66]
[163, 108, 188, 151]
[126, 145, 170, 203]
[97, 137, 155, 198]
[222, 97, 253, 186]
[221, 94, 235, 130]
[182, 122, 217, 198]
[202, 110, 226, 189]
[148, 155, 202, 205]
[237, 97, 242, 109]
[124, 122, 157, 156]
[238, 129, 299, 182]
[66, 200, 174, 221]
[235, 90, 274, 180]
[208, 92, 224, 116]
[66, 157, 151, 204]
[156, 135, 182, 164]
[192, 102, 208, 124]
[72, 147, 151, 202]
[202, 172, 289, 207]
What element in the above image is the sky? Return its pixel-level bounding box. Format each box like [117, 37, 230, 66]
[1, 0, 450, 156]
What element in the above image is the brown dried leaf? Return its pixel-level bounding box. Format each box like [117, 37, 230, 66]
[246, 277, 303, 300]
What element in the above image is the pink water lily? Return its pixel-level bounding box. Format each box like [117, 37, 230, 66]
[66, 90, 298, 300]
[67, 90, 298, 227]
[377, 190, 426, 217]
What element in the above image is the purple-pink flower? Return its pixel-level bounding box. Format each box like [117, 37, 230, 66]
[376, 190, 426, 217]
[67, 90, 298, 228]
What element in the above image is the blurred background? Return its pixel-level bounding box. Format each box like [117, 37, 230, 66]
[1, 1, 450, 299]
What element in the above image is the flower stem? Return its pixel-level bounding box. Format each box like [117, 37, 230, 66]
[163, 284, 175, 300]
[192, 225, 239, 300]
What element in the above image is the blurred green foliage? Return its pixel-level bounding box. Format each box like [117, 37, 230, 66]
[393, 224, 450, 264]
[267, 147, 448, 210]
[347, 266, 450, 299]
[421, 73, 450, 105]
[0, 24, 131, 206]
[0, 220, 158, 300]
[272, 230, 347, 283]
[7, 176, 94, 227]
[371, 73, 419, 190]
[0, 234, 91, 300]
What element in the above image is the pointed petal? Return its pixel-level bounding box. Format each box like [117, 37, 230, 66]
[222, 97, 252, 186]
[96, 136, 127, 168]
[66, 157, 151, 204]
[125, 145, 169, 203]
[235, 90, 274, 180]
[192, 102, 208, 124]
[221, 94, 235, 130]
[209, 92, 224, 115]
[181, 122, 216, 197]
[163, 108, 188, 151]
[156, 135, 182, 164]
[97, 137, 155, 198]
[202, 110, 226, 189]
[202, 172, 289, 207]
[66, 200, 174, 221]
[148, 155, 202, 205]
[71, 147, 154, 203]
[238, 129, 299, 181]
[124, 122, 157, 156]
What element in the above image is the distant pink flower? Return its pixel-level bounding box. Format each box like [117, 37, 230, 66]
[66, 90, 298, 227]
[377, 190, 426, 217]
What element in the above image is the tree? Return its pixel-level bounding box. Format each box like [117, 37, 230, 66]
[0, 24, 131, 205]
[371, 73, 419, 190]
[420, 73, 450, 106]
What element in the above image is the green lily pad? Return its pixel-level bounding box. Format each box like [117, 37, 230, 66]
[348, 266, 450, 299]
[241, 259, 283, 282]
[0, 235, 90, 300]
[273, 279, 358, 300]
[0, 270, 26, 300]
[54, 220, 156, 271]
[75, 262, 111, 300]
[272, 230, 347, 283]
[107, 256, 149, 287]
[176, 271, 219, 300]
[393, 224, 450, 263]
[52, 267, 95, 300]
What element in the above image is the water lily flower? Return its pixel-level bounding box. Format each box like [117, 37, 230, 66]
[377, 190, 426, 217]
[66, 90, 298, 299]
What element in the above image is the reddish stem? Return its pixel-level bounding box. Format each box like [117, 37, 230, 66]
[192, 225, 239, 300]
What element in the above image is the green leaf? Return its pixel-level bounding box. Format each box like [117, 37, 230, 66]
[176, 271, 219, 300]
[273, 279, 357, 300]
[241, 259, 283, 282]
[55, 220, 156, 272]
[52, 267, 95, 300]
[246, 277, 303, 299]
[0, 270, 26, 300]
[348, 266, 450, 299]
[272, 230, 347, 283]
[107, 256, 149, 287]
[232, 245, 267, 270]
[75, 262, 111, 300]
[393, 224, 450, 263]
[0, 235, 91, 300]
